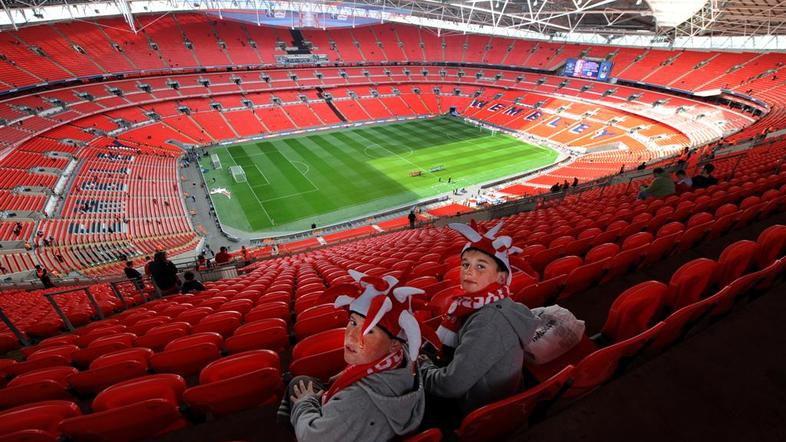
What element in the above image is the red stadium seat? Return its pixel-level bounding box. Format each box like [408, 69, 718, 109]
[58, 399, 186, 442]
[294, 308, 349, 340]
[0, 380, 72, 410]
[225, 320, 289, 354]
[584, 243, 619, 263]
[183, 350, 281, 415]
[7, 366, 77, 388]
[0, 400, 81, 440]
[601, 281, 667, 342]
[665, 258, 718, 310]
[756, 225, 786, 267]
[191, 311, 242, 338]
[245, 301, 290, 324]
[3, 356, 70, 378]
[650, 296, 717, 351]
[563, 323, 664, 399]
[164, 332, 224, 351]
[559, 258, 610, 300]
[150, 342, 222, 377]
[455, 365, 574, 442]
[289, 328, 345, 383]
[715, 240, 760, 287]
[68, 361, 149, 395]
[402, 428, 443, 442]
[542, 255, 583, 280]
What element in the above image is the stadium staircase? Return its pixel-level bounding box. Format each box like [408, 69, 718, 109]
[287, 29, 311, 55]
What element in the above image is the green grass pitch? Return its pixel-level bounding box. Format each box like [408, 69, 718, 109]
[199, 116, 559, 235]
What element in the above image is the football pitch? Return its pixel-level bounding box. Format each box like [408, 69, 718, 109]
[200, 117, 558, 235]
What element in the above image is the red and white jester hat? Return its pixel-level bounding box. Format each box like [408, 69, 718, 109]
[449, 220, 523, 285]
[326, 270, 424, 362]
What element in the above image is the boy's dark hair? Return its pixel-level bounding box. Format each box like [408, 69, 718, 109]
[126, 261, 133, 267]
[462, 247, 509, 275]
[653, 167, 665, 175]
[184, 271, 195, 281]
[676, 170, 686, 176]
[703, 163, 715, 174]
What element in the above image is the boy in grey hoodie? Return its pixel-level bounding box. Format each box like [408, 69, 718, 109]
[285, 271, 427, 442]
[420, 221, 540, 415]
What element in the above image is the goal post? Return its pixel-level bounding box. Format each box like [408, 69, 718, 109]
[211, 153, 222, 170]
[229, 165, 246, 183]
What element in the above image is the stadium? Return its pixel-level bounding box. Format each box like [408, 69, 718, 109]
[0, 0, 784, 440]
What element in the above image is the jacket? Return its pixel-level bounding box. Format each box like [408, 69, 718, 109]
[291, 365, 424, 442]
[644, 173, 676, 197]
[420, 297, 539, 414]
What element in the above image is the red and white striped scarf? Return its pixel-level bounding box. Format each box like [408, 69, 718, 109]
[436, 283, 510, 348]
[322, 347, 406, 404]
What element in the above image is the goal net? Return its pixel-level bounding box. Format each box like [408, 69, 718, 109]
[211, 153, 222, 170]
[229, 165, 246, 183]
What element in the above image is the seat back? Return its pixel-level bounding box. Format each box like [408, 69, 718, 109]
[715, 240, 759, 287]
[198, 350, 280, 384]
[291, 328, 345, 361]
[567, 323, 664, 398]
[92, 374, 186, 412]
[601, 281, 666, 342]
[542, 255, 583, 280]
[666, 258, 718, 310]
[0, 400, 81, 437]
[455, 366, 575, 442]
[756, 224, 786, 268]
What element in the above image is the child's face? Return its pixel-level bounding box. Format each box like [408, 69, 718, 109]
[460, 249, 507, 293]
[344, 313, 398, 365]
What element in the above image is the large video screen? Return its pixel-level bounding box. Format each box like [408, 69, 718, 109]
[562, 58, 613, 81]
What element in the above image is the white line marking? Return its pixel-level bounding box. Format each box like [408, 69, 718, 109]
[225, 151, 274, 225]
[253, 164, 271, 186]
[261, 188, 319, 203]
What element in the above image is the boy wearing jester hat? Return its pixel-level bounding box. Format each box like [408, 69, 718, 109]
[419, 220, 540, 415]
[279, 270, 427, 442]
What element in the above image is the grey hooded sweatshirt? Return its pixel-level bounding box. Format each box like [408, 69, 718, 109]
[420, 297, 540, 414]
[291, 365, 425, 442]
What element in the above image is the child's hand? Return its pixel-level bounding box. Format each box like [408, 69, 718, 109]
[291, 380, 323, 405]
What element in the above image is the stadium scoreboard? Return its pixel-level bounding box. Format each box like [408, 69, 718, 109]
[562, 58, 613, 81]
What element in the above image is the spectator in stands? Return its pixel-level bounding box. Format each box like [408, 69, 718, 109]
[638, 168, 675, 200]
[419, 221, 539, 417]
[214, 246, 231, 264]
[35, 265, 55, 288]
[637, 161, 647, 170]
[149, 251, 180, 295]
[572, 177, 579, 188]
[240, 246, 249, 264]
[691, 163, 719, 189]
[23, 241, 32, 251]
[408, 211, 417, 228]
[280, 271, 425, 441]
[123, 261, 144, 290]
[561, 180, 570, 191]
[55, 254, 64, 264]
[180, 271, 205, 294]
[674, 170, 693, 193]
[196, 254, 208, 271]
[143, 256, 153, 276]
[0, 265, 6, 274]
[550, 182, 561, 193]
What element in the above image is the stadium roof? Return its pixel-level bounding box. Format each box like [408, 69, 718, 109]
[1, 0, 786, 50]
